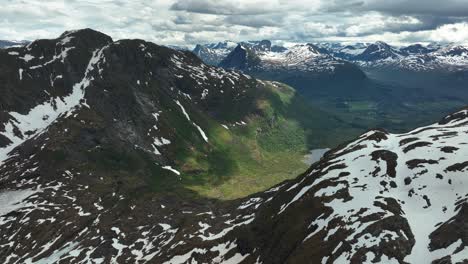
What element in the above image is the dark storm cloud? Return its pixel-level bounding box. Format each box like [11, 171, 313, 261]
[169, 0, 468, 39]
[170, 0, 274, 15]
[321, 0, 468, 17]
[363, 0, 468, 17]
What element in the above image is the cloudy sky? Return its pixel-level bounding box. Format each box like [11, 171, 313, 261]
[1, 0, 468, 47]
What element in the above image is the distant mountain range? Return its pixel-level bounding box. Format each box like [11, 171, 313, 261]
[192, 40, 468, 134]
[213, 40, 368, 100]
[193, 41, 238, 65]
[0, 40, 29, 48]
[193, 40, 468, 73]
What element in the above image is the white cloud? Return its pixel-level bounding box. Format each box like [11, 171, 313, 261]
[0, 0, 467, 46]
[316, 23, 468, 46]
[428, 23, 468, 44]
[344, 13, 422, 37]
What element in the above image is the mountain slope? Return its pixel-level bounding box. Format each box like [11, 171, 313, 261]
[1, 29, 366, 201]
[1, 70, 467, 264]
[353, 41, 403, 62]
[192, 41, 238, 66]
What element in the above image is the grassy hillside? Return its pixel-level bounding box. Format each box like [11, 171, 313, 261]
[168, 82, 361, 199]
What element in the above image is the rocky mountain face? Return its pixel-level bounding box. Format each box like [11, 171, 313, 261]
[148, 107, 468, 264]
[192, 41, 238, 66]
[0, 28, 294, 262]
[0, 28, 264, 168]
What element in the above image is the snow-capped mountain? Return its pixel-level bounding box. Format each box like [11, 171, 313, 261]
[192, 41, 238, 65]
[353, 41, 404, 62]
[325, 43, 370, 61]
[346, 42, 468, 72]
[218, 42, 366, 95]
[151, 107, 468, 264]
[218, 41, 360, 74]
[193, 40, 468, 73]
[0, 40, 29, 48]
[400, 44, 434, 55]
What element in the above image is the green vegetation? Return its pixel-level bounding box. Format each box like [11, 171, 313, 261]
[167, 80, 464, 200]
[62, 81, 364, 200]
[167, 82, 360, 199]
[311, 97, 465, 134]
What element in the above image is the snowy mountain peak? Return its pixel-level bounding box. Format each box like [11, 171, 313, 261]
[374, 40, 390, 47]
[210, 40, 238, 49]
[437, 44, 468, 57]
[354, 41, 402, 61]
[400, 44, 432, 55]
[0, 40, 30, 49]
[192, 40, 239, 65]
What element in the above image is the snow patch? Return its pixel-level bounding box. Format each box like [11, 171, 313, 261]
[0, 46, 107, 165]
[162, 166, 181, 176]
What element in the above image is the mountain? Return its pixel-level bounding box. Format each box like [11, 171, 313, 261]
[2, 28, 369, 201]
[345, 42, 468, 102]
[220, 42, 363, 74]
[192, 41, 238, 65]
[1, 43, 467, 263]
[155, 107, 468, 264]
[326, 43, 369, 61]
[193, 40, 468, 74]
[400, 44, 433, 55]
[237, 40, 287, 53]
[0, 40, 29, 48]
[311, 41, 468, 74]
[354, 41, 404, 62]
[193, 40, 468, 142]
[197, 40, 465, 135]
[219, 42, 367, 98]
[345, 41, 468, 73]
[164, 45, 190, 51]
[164, 107, 467, 264]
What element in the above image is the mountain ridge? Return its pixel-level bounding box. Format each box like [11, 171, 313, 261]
[193, 40, 468, 73]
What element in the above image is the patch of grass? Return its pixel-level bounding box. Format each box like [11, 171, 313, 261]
[174, 82, 351, 199]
